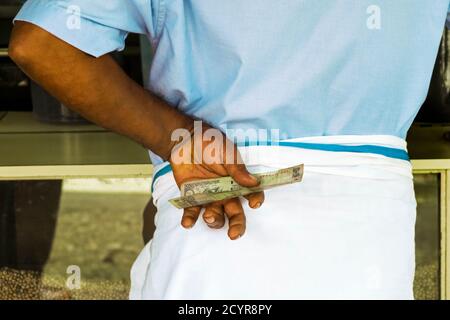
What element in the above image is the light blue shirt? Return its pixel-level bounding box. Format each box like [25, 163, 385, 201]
[15, 0, 450, 161]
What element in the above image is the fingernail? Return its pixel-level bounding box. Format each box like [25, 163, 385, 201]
[205, 216, 215, 224]
[230, 233, 242, 240]
[182, 223, 193, 229]
[253, 202, 261, 209]
[181, 220, 194, 229]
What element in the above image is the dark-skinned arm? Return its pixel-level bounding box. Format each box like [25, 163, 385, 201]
[9, 21, 189, 160]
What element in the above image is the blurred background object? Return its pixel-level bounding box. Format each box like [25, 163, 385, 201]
[413, 174, 441, 300]
[417, 27, 450, 122]
[0, 179, 151, 300]
[0, 0, 31, 111]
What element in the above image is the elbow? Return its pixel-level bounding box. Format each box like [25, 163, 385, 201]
[8, 22, 39, 67]
[9, 38, 29, 67]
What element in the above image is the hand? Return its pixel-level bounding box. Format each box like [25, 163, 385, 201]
[169, 124, 265, 240]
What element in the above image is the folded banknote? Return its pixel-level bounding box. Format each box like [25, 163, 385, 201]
[169, 164, 304, 209]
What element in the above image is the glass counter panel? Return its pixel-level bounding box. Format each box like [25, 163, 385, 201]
[0, 178, 151, 300]
[413, 173, 441, 300]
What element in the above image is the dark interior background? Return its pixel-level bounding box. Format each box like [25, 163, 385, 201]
[0, 0, 143, 113]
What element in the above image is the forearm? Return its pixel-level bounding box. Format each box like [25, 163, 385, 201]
[9, 22, 192, 160]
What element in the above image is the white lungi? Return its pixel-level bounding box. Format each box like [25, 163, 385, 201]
[130, 135, 416, 300]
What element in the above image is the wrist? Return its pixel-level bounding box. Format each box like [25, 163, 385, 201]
[162, 115, 196, 162]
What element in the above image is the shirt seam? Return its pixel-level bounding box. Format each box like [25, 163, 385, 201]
[154, 0, 167, 41]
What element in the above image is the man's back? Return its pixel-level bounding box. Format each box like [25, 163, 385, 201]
[147, 0, 449, 140]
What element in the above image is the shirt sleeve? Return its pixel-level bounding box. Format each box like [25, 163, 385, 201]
[14, 0, 161, 57]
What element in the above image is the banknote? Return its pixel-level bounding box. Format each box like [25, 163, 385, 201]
[169, 164, 304, 209]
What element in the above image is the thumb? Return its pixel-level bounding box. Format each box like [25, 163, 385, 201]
[225, 163, 259, 188]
